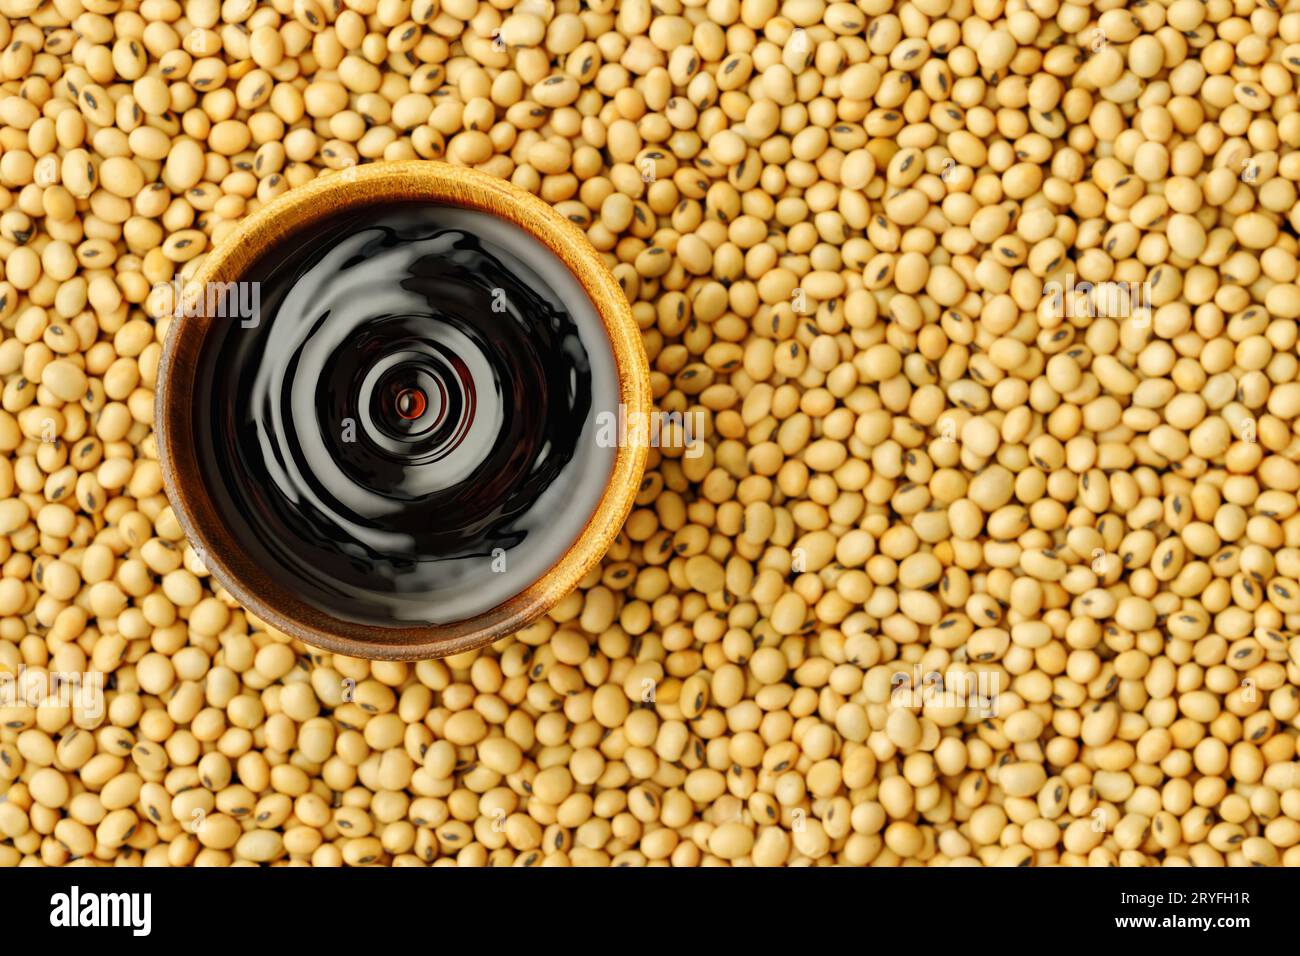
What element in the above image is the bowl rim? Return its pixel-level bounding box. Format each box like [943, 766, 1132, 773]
[155, 161, 650, 661]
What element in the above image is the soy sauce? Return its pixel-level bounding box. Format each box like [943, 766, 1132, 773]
[193, 202, 619, 627]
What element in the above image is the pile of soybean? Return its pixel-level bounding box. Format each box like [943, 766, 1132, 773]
[2, 0, 1300, 866]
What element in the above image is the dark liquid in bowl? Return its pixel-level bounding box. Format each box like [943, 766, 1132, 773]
[192, 202, 619, 627]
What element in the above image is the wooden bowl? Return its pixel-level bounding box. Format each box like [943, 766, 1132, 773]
[156, 161, 650, 660]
